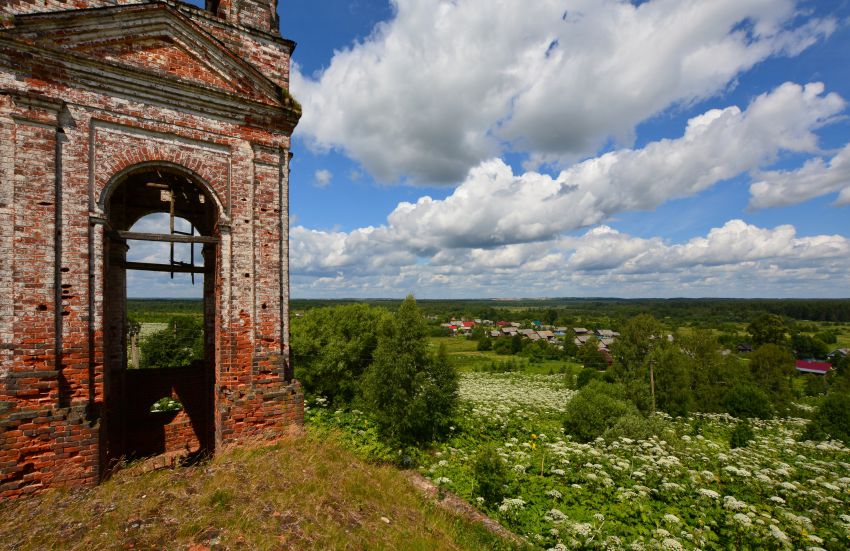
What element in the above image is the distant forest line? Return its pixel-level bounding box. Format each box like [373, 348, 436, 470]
[127, 297, 850, 324]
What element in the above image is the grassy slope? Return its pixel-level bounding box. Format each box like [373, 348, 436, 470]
[0, 434, 520, 551]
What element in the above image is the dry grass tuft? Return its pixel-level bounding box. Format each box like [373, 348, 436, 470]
[0, 432, 522, 550]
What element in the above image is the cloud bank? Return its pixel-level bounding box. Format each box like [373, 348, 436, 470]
[292, 0, 835, 183]
[287, 82, 849, 297]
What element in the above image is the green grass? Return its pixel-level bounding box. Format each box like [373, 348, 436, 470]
[0, 433, 522, 551]
[431, 336, 582, 376]
[432, 336, 480, 353]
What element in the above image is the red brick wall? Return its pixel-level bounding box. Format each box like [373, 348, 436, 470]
[0, 0, 302, 498]
[122, 365, 211, 458]
[0, 0, 133, 17]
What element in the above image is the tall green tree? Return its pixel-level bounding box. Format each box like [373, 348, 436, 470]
[791, 334, 829, 359]
[678, 330, 748, 412]
[652, 346, 693, 417]
[748, 343, 796, 414]
[747, 314, 789, 347]
[610, 314, 664, 412]
[291, 304, 387, 405]
[611, 314, 664, 380]
[578, 337, 607, 370]
[361, 295, 459, 445]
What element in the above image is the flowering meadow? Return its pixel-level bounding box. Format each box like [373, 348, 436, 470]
[308, 372, 850, 550]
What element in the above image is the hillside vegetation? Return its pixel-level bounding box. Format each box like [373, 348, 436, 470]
[0, 433, 520, 551]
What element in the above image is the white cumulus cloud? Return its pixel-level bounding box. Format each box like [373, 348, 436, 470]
[749, 142, 850, 208]
[292, 0, 834, 183]
[314, 169, 333, 188]
[289, 220, 850, 298]
[385, 82, 844, 251]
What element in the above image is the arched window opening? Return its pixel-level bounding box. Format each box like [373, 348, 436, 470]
[103, 165, 219, 465]
[126, 213, 206, 371]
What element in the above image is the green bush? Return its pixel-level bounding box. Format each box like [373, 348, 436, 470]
[729, 421, 754, 448]
[575, 367, 600, 389]
[802, 392, 850, 444]
[291, 304, 387, 405]
[139, 317, 203, 369]
[563, 381, 638, 443]
[724, 384, 773, 419]
[472, 445, 510, 506]
[477, 338, 492, 351]
[804, 374, 828, 397]
[603, 413, 667, 441]
[493, 338, 512, 356]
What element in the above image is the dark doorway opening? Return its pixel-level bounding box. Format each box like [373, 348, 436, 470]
[103, 164, 219, 469]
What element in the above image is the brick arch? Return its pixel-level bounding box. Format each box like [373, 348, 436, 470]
[93, 137, 230, 223]
[98, 160, 227, 229]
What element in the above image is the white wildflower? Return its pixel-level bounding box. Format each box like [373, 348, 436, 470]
[769, 524, 789, 542]
[661, 538, 684, 550]
[546, 508, 568, 522]
[663, 513, 680, 524]
[733, 513, 752, 527]
[571, 522, 593, 537]
[723, 496, 748, 511]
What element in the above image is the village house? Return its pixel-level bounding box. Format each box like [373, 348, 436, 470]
[796, 360, 832, 375]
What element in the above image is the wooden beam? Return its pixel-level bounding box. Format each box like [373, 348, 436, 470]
[114, 231, 218, 244]
[123, 261, 210, 274]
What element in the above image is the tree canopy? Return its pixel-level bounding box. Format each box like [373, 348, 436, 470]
[360, 295, 459, 445]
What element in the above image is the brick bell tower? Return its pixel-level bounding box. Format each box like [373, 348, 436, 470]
[0, 0, 303, 498]
[207, 0, 279, 33]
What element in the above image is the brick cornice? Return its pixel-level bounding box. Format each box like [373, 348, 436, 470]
[4, 90, 63, 127]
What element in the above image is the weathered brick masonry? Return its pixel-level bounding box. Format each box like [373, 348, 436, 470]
[0, 0, 303, 497]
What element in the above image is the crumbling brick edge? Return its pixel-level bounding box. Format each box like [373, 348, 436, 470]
[403, 471, 527, 547]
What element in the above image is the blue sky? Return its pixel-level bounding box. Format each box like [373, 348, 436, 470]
[131, 0, 850, 298]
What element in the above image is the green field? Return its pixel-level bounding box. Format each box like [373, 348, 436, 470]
[431, 336, 583, 376]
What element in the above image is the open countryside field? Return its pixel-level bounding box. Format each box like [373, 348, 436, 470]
[309, 371, 850, 550]
[431, 336, 583, 376]
[130, 298, 850, 548]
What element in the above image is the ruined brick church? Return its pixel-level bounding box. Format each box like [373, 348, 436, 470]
[0, 0, 303, 497]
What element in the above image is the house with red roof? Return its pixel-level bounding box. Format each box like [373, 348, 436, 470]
[795, 360, 832, 375]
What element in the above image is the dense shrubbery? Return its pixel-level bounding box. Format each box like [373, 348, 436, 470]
[803, 392, 850, 444]
[139, 317, 203, 369]
[723, 383, 774, 419]
[472, 445, 510, 506]
[575, 366, 601, 389]
[293, 296, 459, 448]
[729, 421, 754, 448]
[562, 381, 639, 442]
[291, 303, 387, 405]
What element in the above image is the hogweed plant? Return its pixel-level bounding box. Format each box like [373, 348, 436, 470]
[310, 372, 850, 549]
